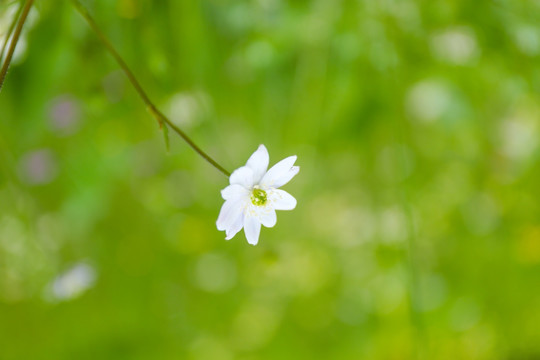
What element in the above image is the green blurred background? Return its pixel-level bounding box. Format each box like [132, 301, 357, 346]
[1, 0, 540, 358]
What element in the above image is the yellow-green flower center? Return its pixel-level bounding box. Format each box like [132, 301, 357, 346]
[251, 187, 267, 206]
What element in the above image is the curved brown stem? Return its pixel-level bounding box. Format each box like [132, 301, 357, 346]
[70, 0, 231, 177]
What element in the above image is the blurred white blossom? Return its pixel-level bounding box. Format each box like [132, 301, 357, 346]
[166, 91, 211, 128]
[47, 263, 96, 301]
[499, 116, 538, 160]
[513, 25, 540, 56]
[406, 80, 452, 122]
[431, 26, 479, 65]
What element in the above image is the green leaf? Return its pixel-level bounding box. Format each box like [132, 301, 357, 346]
[162, 123, 170, 153]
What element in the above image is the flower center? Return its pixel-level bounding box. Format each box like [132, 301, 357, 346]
[250, 187, 267, 206]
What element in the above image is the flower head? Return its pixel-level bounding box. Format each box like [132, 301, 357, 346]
[216, 145, 299, 245]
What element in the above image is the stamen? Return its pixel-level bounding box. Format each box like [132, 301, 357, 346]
[251, 187, 267, 206]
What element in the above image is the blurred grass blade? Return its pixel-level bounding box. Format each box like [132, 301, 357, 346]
[0, 0, 24, 62]
[0, 0, 33, 93]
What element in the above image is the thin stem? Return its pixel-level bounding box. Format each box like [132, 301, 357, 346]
[0, 0, 33, 92]
[70, 0, 230, 177]
[392, 84, 425, 360]
[393, 83, 425, 360]
[0, 0, 24, 62]
[399, 160, 425, 360]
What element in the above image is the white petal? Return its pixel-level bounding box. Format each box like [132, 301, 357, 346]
[229, 166, 254, 188]
[246, 145, 269, 184]
[259, 207, 277, 228]
[269, 189, 297, 210]
[244, 213, 261, 245]
[216, 198, 246, 231]
[221, 184, 249, 200]
[273, 165, 300, 188]
[260, 155, 297, 188]
[225, 213, 244, 240]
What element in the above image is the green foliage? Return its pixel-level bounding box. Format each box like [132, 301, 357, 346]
[1, 0, 540, 359]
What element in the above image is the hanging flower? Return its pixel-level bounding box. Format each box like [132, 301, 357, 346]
[216, 145, 299, 245]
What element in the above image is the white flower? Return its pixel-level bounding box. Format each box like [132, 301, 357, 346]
[216, 145, 299, 245]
